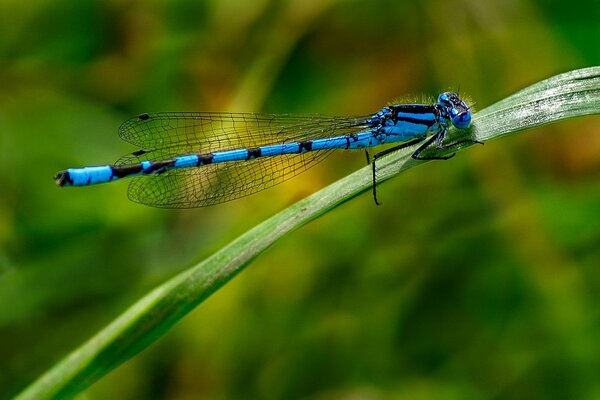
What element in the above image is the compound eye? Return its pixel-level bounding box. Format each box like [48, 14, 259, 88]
[438, 92, 450, 105]
[451, 111, 472, 129]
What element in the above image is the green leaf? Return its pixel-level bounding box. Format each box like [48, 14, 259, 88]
[16, 66, 600, 399]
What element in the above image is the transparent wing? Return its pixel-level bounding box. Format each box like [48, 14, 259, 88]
[117, 112, 373, 208]
[126, 150, 336, 208]
[118, 112, 371, 151]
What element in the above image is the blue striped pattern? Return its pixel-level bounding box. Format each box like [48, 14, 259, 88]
[54, 92, 474, 208]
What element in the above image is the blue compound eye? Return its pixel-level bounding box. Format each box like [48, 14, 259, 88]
[438, 93, 450, 104]
[451, 111, 472, 129]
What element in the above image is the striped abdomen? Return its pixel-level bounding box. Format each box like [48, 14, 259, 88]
[54, 129, 389, 187]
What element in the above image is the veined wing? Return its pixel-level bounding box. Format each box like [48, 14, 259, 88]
[118, 112, 371, 151]
[116, 114, 366, 208]
[125, 149, 337, 208]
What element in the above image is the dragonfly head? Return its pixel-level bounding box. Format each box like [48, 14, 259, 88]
[438, 92, 472, 129]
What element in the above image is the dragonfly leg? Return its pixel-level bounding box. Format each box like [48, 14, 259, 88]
[413, 133, 483, 160]
[364, 150, 371, 165]
[371, 137, 424, 205]
[438, 138, 484, 151]
[412, 133, 454, 160]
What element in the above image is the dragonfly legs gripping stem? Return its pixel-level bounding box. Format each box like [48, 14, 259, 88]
[412, 135, 484, 160]
[370, 132, 483, 205]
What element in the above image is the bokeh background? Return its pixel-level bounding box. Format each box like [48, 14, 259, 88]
[1, 0, 599, 398]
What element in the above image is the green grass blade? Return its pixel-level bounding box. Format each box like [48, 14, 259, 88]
[16, 66, 600, 399]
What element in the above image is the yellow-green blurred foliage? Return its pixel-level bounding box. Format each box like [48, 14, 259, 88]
[1, 0, 599, 398]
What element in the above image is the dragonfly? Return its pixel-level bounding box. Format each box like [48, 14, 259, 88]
[54, 92, 480, 208]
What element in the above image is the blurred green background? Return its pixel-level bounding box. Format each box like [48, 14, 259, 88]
[1, 0, 599, 398]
